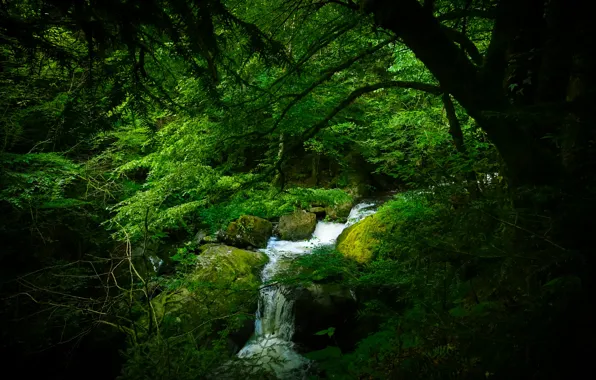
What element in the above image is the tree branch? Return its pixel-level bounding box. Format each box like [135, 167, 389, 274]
[267, 37, 396, 136]
[442, 93, 465, 154]
[303, 80, 442, 140]
[265, 80, 441, 182]
[441, 26, 483, 66]
[436, 8, 496, 22]
[364, 0, 484, 113]
[226, 37, 396, 140]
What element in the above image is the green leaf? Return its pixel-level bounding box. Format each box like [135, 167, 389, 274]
[314, 327, 335, 337]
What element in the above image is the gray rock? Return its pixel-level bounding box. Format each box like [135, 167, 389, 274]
[278, 210, 317, 241]
[325, 201, 353, 222]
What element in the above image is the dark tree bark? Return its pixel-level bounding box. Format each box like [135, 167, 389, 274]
[362, 0, 582, 186]
[443, 93, 480, 196]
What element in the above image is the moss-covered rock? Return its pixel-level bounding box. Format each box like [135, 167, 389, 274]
[220, 215, 273, 248]
[278, 210, 317, 240]
[325, 201, 353, 222]
[140, 245, 268, 349]
[336, 215, 383, 263]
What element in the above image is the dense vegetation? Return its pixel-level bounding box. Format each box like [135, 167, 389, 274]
[1, 0, 594, 379]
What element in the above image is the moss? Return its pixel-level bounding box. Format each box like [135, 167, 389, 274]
[336, 215, 383, 263]
[195, 244, 268, 284]
[140, 245, 268, 341]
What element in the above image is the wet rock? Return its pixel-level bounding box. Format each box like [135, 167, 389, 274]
[336, 215, 383, 263]
[220, 215, 273, 248]
[278, 210, 317, 241]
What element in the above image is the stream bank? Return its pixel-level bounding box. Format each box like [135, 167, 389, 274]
[234, 201, 382, 378]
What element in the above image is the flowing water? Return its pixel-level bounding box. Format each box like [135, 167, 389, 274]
[237, 202, 378, 378]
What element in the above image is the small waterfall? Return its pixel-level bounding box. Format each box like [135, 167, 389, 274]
[237, 202, 378, 378]
[345, 202, 376, 227]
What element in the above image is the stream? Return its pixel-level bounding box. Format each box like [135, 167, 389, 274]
[236, 202, 378, 378]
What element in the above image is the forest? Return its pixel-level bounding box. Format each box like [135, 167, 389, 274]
[1, 0, 594, 379]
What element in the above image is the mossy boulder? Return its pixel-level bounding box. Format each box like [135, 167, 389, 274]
[278, 210, 317, 240]
[140, 245, 268, 350]
[336, 215, 383, 263]
[220, 215, 273, 248]
[325, 201, 353, 222]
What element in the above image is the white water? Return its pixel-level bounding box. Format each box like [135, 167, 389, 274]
[237, 202, 377, 378]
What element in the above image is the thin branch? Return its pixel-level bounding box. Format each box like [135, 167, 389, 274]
[436, 8, 496, 22]
[264, 80, 441, 178]
[227, 37, 396, 140]
[441, 26, 483, 66]
[303, 80, 441, 140]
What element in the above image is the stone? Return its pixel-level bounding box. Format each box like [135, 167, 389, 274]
[325, 201, 353, 222]
[293, 283, 372, 352]
[220, 215, 273, 248]
[309, 206, 327, 218]
[336, 215, 383, 263]
[277, 210, 317, 241]
[139, 245, 268, 350]
[203, 235, 218, 243]
[130, 243, 172, 279]
[193, 229, 208, 245]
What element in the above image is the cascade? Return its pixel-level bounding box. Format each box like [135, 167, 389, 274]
[237, 202, 377, 378]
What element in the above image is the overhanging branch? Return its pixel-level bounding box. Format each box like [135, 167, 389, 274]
[441, 26, 483, 66]
[268, 80, 440, 183]
[302, 80, 441, 140]
[436, 8, 496, 22]
[226, 37, 396, 141]
[269, 37, 396, 136]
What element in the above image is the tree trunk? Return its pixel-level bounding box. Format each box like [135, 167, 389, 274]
[364, 0, 565, 186]
[311, 153, 320, 186]
[442, 93, 480, 196]
[273, 133, 286, 189]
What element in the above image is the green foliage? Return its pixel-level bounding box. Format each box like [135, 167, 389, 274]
[0, 153, 83, 209]
[276, 246, 358, 286]
[198, 187, 352, 234]
[314, 327, 335, 337]
[2, 1, 590, 379]
[279, 184, 581, 379]
[119, 335, 230, 380]
[171, 242, 200, 271]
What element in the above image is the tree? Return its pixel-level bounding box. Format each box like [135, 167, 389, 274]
[359, 0, 594, 187]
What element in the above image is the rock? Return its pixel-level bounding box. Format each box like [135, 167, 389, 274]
[203, 235, 218, 243]
[278, 210, 317, 240]
[220, 215, 273, 248]
[130, 243, 172, 279]
[309, 206, 327, 218]
[293, 283, 372, 352]
[336, 215, 383, 263]
[193, 229, 208, 245]
[325, 201, 353, 222]
[140, 245, 268, 350]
